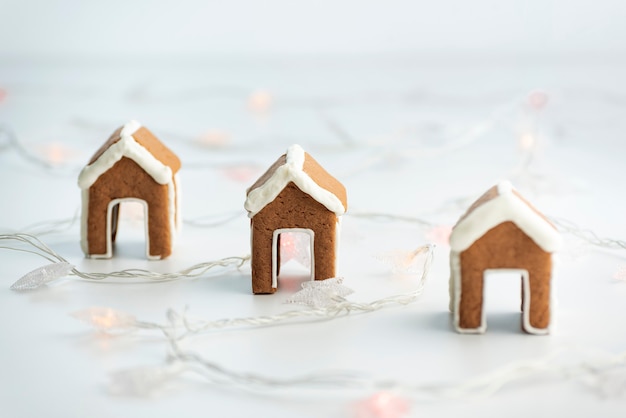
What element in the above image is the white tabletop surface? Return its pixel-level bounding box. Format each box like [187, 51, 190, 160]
[1, 55, 626, 418]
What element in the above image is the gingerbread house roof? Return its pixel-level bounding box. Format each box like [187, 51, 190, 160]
[449, 181, 562, 253]
[244, 144, 347, 218]
[78, 120, 181, 190]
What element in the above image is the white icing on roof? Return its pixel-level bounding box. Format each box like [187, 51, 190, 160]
[449, 181, 562, 253]
[120, 119, 141, 137]
[497, 180, 512, 194]
[77, 120, 173, 189]
[244, 144, 346, 218]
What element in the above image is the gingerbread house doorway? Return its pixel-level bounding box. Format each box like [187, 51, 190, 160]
[78, 121, 181, 260]
[104, 198, 153, 259]
[272, 228, 315, 289]
[244, 145, 347, 294]
[481, 269, 531, 332]
[448, 181, 561, 335]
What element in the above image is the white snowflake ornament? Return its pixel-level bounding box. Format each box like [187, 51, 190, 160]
[285, 277, 354, 308]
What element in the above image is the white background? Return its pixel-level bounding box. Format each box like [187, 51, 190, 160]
[1, 0, 626, 55]
[1, 1, 626, 417]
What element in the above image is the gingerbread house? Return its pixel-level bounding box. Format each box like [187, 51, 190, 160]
[244, 145, 347, 294]
[448, 181, 561, 335]
[78, 121, 181, 260]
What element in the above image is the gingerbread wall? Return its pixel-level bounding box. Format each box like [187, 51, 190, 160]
[250, 182, 338, 294]
[86, 157, 173, 258]
[458, 221, 553, 331]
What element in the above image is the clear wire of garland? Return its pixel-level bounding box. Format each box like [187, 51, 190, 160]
[5, 210, 242, 236]
[71, 246, 435, 395]
[0, 124, 266, 177]
[1, 209, 246, 290]
[107, 344, 626, 399]
[6, 214, 621, 400]
[3, 74, 626, 411]
[0, 85, 533, 181]
[550, 217, 626, 252]
[73, 246, 432, 341]
[3, 207, 626, 290]
[1, 233, 249, 290]
[1, 203, 625, 401]
[68, 246, 626, 401]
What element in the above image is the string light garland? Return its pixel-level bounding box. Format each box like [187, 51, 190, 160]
[0, 210, 245, 289]
[78, 309, 626, 401]
[110, 344, 626, 400]
[182, 211, 243, 228]
[2, 211, 80, 237]
[549, 217, 626, 252]
[0, 124, 79, 171]
[247, 89, 273, 113]
[1, 233, 249, 290]
[348, 212, 435, 228]
[2, 78, 625, 412]
[71, 307, 139, 332]
[0, 86, 545, 182]
[351, 211, 626, 260]
[3, 208, 626, 291]
[63, 246, 615, 401]
[375, 245, 436, 274]
[4, 210, 240, 236]
[73, 245, 433, 340]
[354, 392, 410, 418]
[1, 59, 624, 418]
[195, 129, 232, 148]
[60, 208, 626, 404]
[613, 266, 626, 282]
[68, 252, 437, 399]
[424, 225, 453, 247]
[11, 262, 75, 291]
[0, 123, 266, 179]
[0, 202, 444, 292]
[68, 246, 435, 399]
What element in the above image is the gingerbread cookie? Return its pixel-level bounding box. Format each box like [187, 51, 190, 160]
[244, 145, 347, 294]
[448, 181, 561, 334]
[78, 121, 181, 259]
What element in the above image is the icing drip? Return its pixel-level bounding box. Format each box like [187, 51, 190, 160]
[449, 183, 562, 253]
[244, 144, 346, 218]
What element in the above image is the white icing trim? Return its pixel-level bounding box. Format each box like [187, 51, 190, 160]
[449, 186, 562, 253]
[550, 255, 559, 330]
[448, 251, 458, 313]
[271, 228, 315, 289]
[285, 143, 305, 167]
[77, 121, 173, 189]
[497, 180, 513, 195]
[174, 173, 182, 232]
[451, 251, 554, 335]
[120, 120, 141, 137]
[334, 217, 342, 269]
[80, 189, 89, 255]
[244, 144, 346, 218]
[166, 178, 177, 249]
[451, 251, 461, 317]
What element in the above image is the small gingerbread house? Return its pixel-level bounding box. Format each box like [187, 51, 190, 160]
[448, 181, 561, 335]
[78, 121, 181, 260]
[244, 145, 347, 294]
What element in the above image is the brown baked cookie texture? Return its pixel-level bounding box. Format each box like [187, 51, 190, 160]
[78, 121, 181, 260]
[244, 145, 347, 294]
[448, 181, 561, 335]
